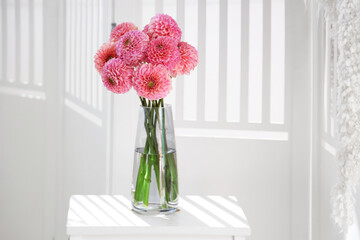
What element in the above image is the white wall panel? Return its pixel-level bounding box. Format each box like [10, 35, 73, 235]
[80, 0, 86, 102]
[0, 96, 46, 240]
[142, 0, 156, 27]
[59, 0, 112, 239]
[33, 0, 43, 86]
[75, 0, 81, 99]
[270, 0, 285, 124]
[205, 0, 219, 122]
[163, 0, 177, 115]
[70, 0, 76, 96]
[86, 0, 92, 105]
[64, 0, 105, 119]
[97, 0, 103, 111]
[248, 0, 263, 124]
[6, 0, 16, 83]
[0, 1, 2, 82]
[20, 0, 30, 84]
[226, 0, 241, 123]
[175, 0, 185, 121]
[92, 0, 99, 108]
[183, 0, 198, 121]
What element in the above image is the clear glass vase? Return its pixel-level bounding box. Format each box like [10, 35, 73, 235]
[131, 104, 179, 214]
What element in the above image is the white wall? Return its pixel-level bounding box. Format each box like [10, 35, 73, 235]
[0, 1, 59, 240]
[0, 96, 46, 240]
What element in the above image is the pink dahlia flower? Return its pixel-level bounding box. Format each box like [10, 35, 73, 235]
[133, 63, 172, 100]
[101, 58, 133, 94]
[142, 24, 154, 40]
[171, 42, 198, 77]
[116, 30, 149, 67]
[144, 14, 182, 42]
[94, 42, 118, 73]
[110, 22, 138, 42]
[146, 36, 180, 69]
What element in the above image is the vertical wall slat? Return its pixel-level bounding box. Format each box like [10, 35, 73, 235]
[330, 39, 335, 137]
[86, 0, 92, 105]
[218, 0, 227, 123]
[80, 0, 86, 102]
[240, 0, 249, 124]
[332, 37, 338, 137]
[92, 0, 98, 108]
[175, 0, 185, 121]
[226, 0, 241, 123]
[155, 0, 163, 13]
[7, 0, 16, 83]
[74, 0, 81, 99]
[262, 0, 271, 125]
[97, 0, 103, 111]
[204, 0, 219, 122]
[270, 0, 285, 124]
[20, 0, 30, 85]
[163, 0, 177, 117]
[142, 0, 156, 27]
[323, 22, 330, 133]
[196, 0, 206, 122]
[64, 0, 70, 93]
[0, 1, 3, 81]
[70, 0, 76, 96]
[183, 0, 198, 121]
[33, 0, 43, 86]
[65, 0, 70, 93]
[75, 0, 81, 98]
[163, 0, 176, 19]
[15, 0, 20, 84]
[20, 0, 30, 84]
[29, 0, 34, 86]
[248, 0, 263, 123]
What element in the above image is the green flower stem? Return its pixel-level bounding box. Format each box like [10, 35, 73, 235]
[159, 99, 178, 201]
[134, 139, 149, 202]
[142, 108, 155, 206]
[150, 101, 160, 194]
[141, 102, 164, 207]
[167, 154, 178, 200]
[142, 155, 153, 206]
[135, 97, 155, 206]
[134, 98, 149, 203]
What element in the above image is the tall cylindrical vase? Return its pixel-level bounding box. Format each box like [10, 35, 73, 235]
[132, 104, 179, 214]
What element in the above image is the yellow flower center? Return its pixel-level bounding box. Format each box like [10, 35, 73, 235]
[109, 78, 115, 84]
[148, 81, 154, 88]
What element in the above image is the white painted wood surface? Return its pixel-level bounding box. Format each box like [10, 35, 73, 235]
[67, 195, 250, 240]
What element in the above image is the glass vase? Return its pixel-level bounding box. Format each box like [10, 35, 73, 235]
[131, 104, 179, 214]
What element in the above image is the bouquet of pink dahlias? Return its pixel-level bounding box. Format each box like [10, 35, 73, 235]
[94, 14, 198, 213]
[94, 14, 198, 98]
